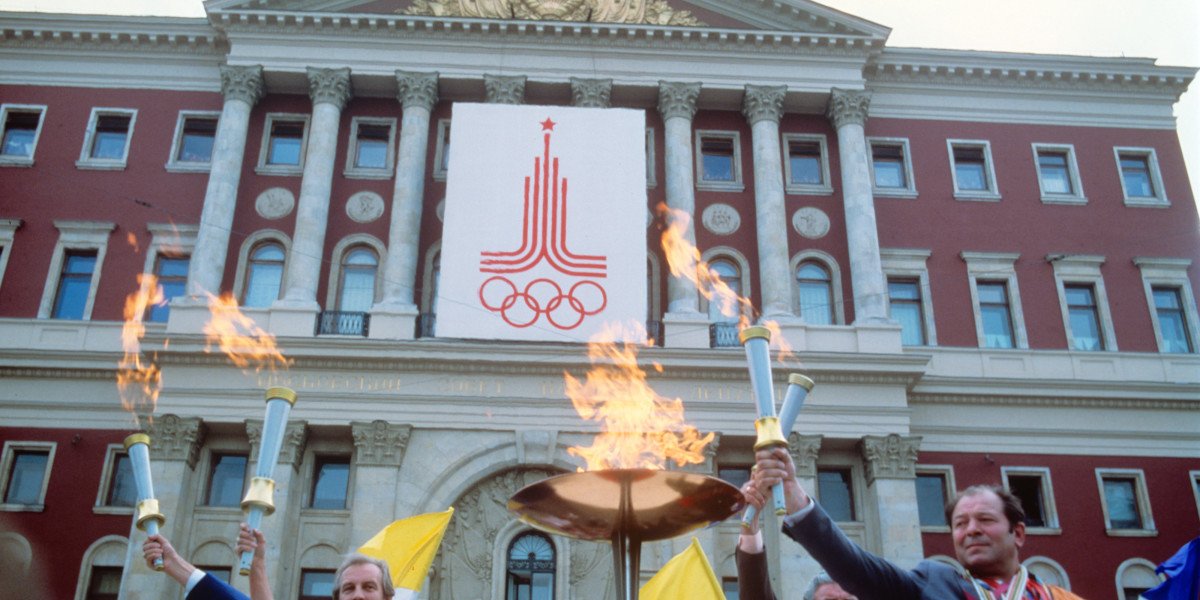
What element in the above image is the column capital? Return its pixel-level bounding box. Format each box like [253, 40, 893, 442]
[860, 434, 922, 483]
[307, 66, 353, 110]
[827, 88, 871, 129]
[219, 64, 264, 106]
[147, 414, 207, 469]
[484, 74, 526, 104]
[246, 420, 309, 472]
[570, 77, 612, 108]
[787, 433, 823, 478]
[396, 70, 439, 111]
[742, 84, 787, 125]
[352, 420, 412, 467]
[657, 81, 701, 121]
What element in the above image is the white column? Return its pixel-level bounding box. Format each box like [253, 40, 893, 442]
[272, 67, 351, 334]
[828, 88, 889, 323]
[743, 85, 794, 319]
[371, 71, 438, 340]
[860, 434, 924, 568]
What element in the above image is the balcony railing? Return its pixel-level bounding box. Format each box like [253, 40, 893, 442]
[710, 321, 740, 348]
[316, 311, 369, 336]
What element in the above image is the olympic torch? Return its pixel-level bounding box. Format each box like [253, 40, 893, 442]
[239, 387, 297, 576]
[739, 326, 788, 518]
[742, 372, 814, 528]
[124, 433, 166, 571]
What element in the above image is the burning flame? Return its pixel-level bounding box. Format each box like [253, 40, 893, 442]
[566, 322, 713, 471]
[657, 203, 753, 329]
[118, 274, 164, 427]
[202, 293, 291, 373]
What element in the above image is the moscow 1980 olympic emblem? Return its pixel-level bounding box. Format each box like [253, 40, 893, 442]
[477, 118, 607, 329]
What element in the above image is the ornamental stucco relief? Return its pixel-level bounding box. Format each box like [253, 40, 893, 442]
[404, 0, 703, 26]
[346, 191, 385, 224]
[255, 187, 295, 220]
[701, 203, 740, 236]
[792, 207, 830, 239]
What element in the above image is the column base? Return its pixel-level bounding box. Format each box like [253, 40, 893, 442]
[661, 311, 711, 349]
[368, 303, 419, 341]
[268, 299, 320, 337]
[165, 295, 214, 336]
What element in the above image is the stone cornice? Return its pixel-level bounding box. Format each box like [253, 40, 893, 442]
[0, 13, 224, 53]
[911, 393, 1200, 411]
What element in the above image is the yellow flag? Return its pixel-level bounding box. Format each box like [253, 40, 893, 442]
[357, 507, 454, 591]
[639, 537, 725, 600]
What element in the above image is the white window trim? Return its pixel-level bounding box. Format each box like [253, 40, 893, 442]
[647, 251, 662, 321]
[300, 449, 355, 512]
[1114, 557, 1163, 600]
[0, 103, 47, 167]
[198, 445, 250, 510]
[782, 132, 833, 195]
[0, 532, 32, 577]
[1022, 556, 1071, 590]
[881, 248, 937, 346]
[699, 246, 753, 322]
[76, 107, 137, 170]
[1190, 470, 1200, 521]
[73, 535, 128, 600]
[1114, 146, 1170, 207]
[645, 126, 657, 189]
[37, 220, 116, 320]
[255, 112, 310, 176]
[324, 233, 387, 311]
[1048, 254, 1118, 351]
[791, 249, 845, 325]
[1133, 257, 1199, 354]
[232, 229, 292, 307]
[695, 129, 745, 192]
[165, 110, 221, 173]
[93, 444, 133, 515]
[0, 441, 56, 512]
[868, 136, 918, 198]
[1032, 143, 1086, 205]
[1095, 468, 1157, 536]
[420, 240, 441, 314]
[432, 118, 451, 181]
[947, 139, 1001, 201]
[343, 116, 397, 180]
[962, 251, 1027, 349]
[142, 223, 198, 276]
[915, 464, 955, 532]
[1000, 466, 1061, 534]
[0, 218, 21, 291]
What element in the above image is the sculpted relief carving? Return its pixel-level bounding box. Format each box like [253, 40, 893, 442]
[404, 0, 703, 26]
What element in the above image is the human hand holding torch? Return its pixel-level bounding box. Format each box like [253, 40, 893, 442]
[124, 433, 166, 571]
[239, 387, 297, 576]
[741, 372, 814, 528]
[739, 326, 787, 518]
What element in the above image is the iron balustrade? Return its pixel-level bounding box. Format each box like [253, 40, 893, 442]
[709, 321, 740, 347]
[316, 311, 369, 336]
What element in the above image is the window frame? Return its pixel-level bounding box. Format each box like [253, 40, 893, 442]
[791, 250, 845, 325]
[432, 118, 451, 181]
[1113, 146, 1169, 207]
[782, 133, 833, 195]
[694, 130, 744, 192]
[299, 568, 338, 600]
[1095, 468, 1156, 536]
[699, 247, 752, 324]
[1048, 254, 1117, 352]
[645, 127, 657, 189]
[325, 235, 386, 313]
[233, 231, 291, 310]
[815, 465, 861, 523]
[37, 220, 115, 320]
[0, 219, 20, 292]
[343, 116, 397, 179]
[881, 248, 937, 346]
[1133, 257, 1199, 354]
[141, 223, 198, 324]
[0, 441, 56, 512]
[256, 113, 311, 176]
[868, 137, 918, 198]
[1000, 466, 1061, 533]
[306, 454, 352, 511]
[1114, 558, 1162, 600]
[76, 107, 137, 170]
[962, 251, 1028, 349]
[165, 110, 220, 172]
[947, 139, 1001, 201]
[203, 451, 249, 508]
[1032, 143, 1086, 205]
[914, 464, 955, 532]
[93, 444, 135, 515]
[0, 103, 47, 166]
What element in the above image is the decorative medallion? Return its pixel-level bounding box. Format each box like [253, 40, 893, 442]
[255, 187, 295, 220]
[346, 191, 385, 224]
[403, 0, 703, 26]
[701, 203, 740, 236]
[792, 207, 830, 239]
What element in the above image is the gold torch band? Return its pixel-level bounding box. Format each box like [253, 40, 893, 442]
[241, 477, 276, 515]
[753, 416, 787, 450]
[135, 499, 166, 531]
[123, 432, 151, 451]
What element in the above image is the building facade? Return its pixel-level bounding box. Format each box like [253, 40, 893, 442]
[0, 1, 1198, 599]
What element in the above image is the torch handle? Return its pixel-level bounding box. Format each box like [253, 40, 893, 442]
[145, 519, 164, 570]
[239, 505, 265, 576]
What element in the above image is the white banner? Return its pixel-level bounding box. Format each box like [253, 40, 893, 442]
[437, 103, 647, 342]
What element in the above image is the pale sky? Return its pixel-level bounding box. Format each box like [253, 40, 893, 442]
[4, 0, 1198, 205]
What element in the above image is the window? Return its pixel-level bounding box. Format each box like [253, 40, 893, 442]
[77, 108, 136, 169]
[888, 278, 926, 346]
[722, 578, 739, 600]
[1134, 257, 1199, 354]
[695, 131, 743, 191]
[147, 255, 189, 323]
[817, 468, 856, 522]
[51, 250, 98, 320]
[1116, 559, 1161, 600]
[1032, 144, 1085, 204]
[947, 140, 1000, 200]
[1001, 467, 1059, 531]
[783, 134, 832, 195]
[977, 282, 1015, 348]
[301, 569, 337, 600]
[205, 453, 248, 507]
[433, 119, 451, 180]
[337, 248, 378, 313]
[868, 138, 917, 197]
[166, 112, 219, 171]
[309, 456, 350, 510]
[85, 566, 122, 600]
[0, 104, 46, 165]
[962, 252, 1027, 349]
[345, 117, 396, 178]
[242, 242, 286, 308]
[1096, 469, 1155, 535]
[882, 248, 937, 345]
[0, 442, 55, 510]
[506, 532, 555, 600]
[1064, 285, 1103, 350]
[95, 445, 136, 511]
[797, 261, 834, 325]
[0, 219, 17, 290]
[1114, 147, 1168, 206]
[915, 466, 954, 529]
[37, 220, 114, 320]
[1049, 255, 1116, 352]
[257, 114, 309, 174]
[706, 258, 741, 323]
[1022, 557, 1070, 589]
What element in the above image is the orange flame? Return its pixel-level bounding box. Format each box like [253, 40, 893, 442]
[566, 322, 713, 471]
[657, 203, 753, 329]
[118, 274, 164, 427]
[125, 232, 140, 253]
[202, 293, 291, 373]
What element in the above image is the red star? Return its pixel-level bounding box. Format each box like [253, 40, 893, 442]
[540, 117, 556, 131]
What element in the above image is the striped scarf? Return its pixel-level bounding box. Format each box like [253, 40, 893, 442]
[969, 566, 1054, 600]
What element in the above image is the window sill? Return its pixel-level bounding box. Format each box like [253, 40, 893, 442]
[954, 191, 1002, 202]
[93, 505, 134, 516]
[697, 181, 745, 193]
[255, 165, 304, 177]
[785, 184, 834, 196]
[343, 168, 394, 180]
[75, 159, 127, 171]
[920, 525, 950, 534]
[0, 503, 45, 512]
[1040, 194, 1087, 206]
[1123, 196, 1170, 208]
[299, 507, 352, 517]
[0, 156, 34, 167]
[874, 188, 918, 199]
[1105, 527, 1158, 537]
[1024, 526, 1062, 536]
[165, 161, 213, 174]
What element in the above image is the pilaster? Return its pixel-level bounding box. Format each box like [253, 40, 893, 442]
[348, 421, 412, 545]
[484, 74, 526, 104]
[570, 77, 612, 108]
[860, 434, 924, 567]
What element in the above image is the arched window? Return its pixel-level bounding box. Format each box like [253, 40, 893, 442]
[796, 261, 833, 325]
[1115, 558, 1161, 600]
[337, 247, 378, 312]
[707, 258, 741, 323]
[506, 532, 555, 600]
[242, 242, 285, 308]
